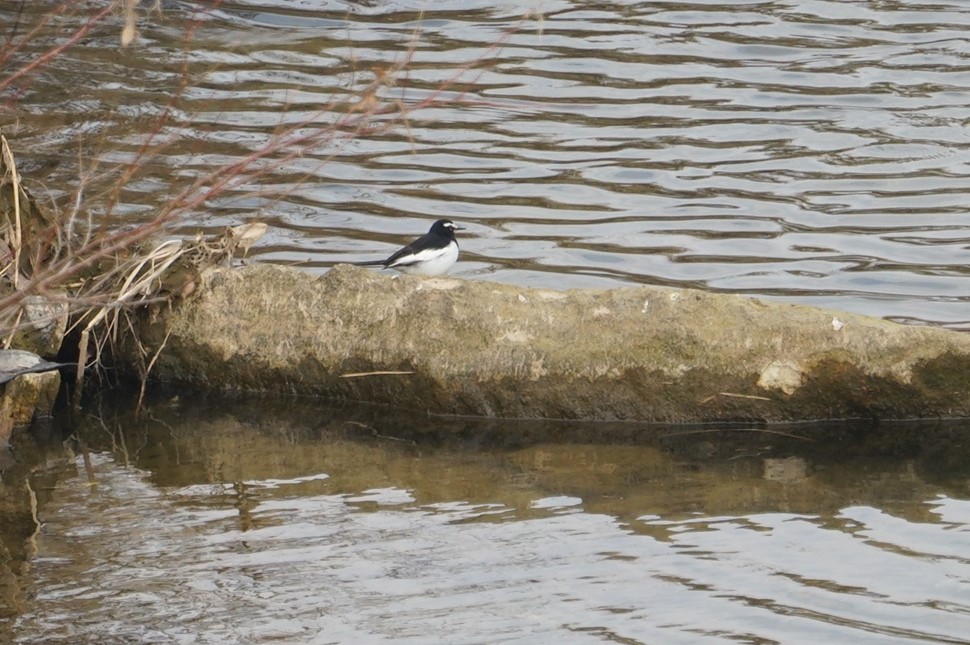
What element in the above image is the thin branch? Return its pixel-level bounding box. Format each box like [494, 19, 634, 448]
[0, 4, 115, 95]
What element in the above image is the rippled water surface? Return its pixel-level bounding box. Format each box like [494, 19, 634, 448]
[2, 398, 970, 643]
[5, 5, 970, 641]
[5, 0, 970, 326]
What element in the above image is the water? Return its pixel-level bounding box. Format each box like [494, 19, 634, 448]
[5, 6, 970, 639]
[5, 0, 970, 327]
[2, 397, 970, 643]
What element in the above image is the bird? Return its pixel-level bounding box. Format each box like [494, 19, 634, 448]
[353, 219, 464, 277]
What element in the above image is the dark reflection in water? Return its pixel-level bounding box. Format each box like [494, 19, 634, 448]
[2, 394, 969, 643]
[5, 1, 970, 327]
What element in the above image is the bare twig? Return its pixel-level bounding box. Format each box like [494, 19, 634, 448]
[700, 391, 775, 404]
[0, 4, 115, 96]
[136, 327, 172, 415]
[340, 370, 416, 378]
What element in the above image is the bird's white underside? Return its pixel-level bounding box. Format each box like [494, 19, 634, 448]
[388, 242, 459, 276]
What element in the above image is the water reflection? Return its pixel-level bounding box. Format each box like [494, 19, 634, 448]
[2, 396, 969, 643]
[5, 1, 970, 327]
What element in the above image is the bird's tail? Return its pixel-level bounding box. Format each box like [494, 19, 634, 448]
[353, 260, 386, 267]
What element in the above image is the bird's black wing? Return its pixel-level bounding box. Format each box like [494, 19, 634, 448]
[380, 233, 439, 268]
[353, 239, 426, 268]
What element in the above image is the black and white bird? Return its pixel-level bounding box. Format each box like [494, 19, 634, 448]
[354, 219, 463, 277]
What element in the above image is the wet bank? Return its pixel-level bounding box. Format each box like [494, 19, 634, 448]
[128, 263, 970, 423]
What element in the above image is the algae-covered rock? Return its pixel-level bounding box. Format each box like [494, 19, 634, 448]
[130, 264, 970, 422]
[0, 372, 60, 446]
[1, 371, 59, 425]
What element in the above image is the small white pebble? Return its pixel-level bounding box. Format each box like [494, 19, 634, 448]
[669, 293, 680, 302]
[518, 294, 527, 303]
[832, 317, 844, 331]
[641, 299, 650, 313]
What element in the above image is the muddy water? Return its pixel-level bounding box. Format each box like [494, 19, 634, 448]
[5, 1, 970, 327]
[1, 397, 969, 643]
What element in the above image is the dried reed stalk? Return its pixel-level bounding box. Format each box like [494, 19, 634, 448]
[0, 135, 21, 291]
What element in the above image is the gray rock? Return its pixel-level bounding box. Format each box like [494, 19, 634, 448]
[7, 294, 69, 358]
[128, 264, 970, 422]
[0, 349, 65, 385]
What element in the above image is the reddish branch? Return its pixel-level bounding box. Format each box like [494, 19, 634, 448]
[0, 4, 115, 96]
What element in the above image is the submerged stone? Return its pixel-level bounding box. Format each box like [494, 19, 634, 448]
[129, 264, 970, 423]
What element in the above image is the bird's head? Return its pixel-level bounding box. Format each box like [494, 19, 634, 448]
[431, 219, 464, 237]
